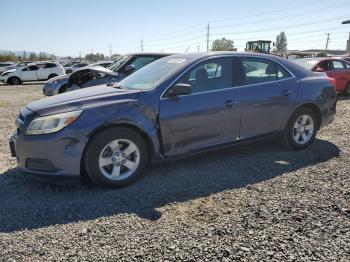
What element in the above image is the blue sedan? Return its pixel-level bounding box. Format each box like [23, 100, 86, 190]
[10, 52, 337, 188]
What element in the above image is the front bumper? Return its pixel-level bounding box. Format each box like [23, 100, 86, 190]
[9, 127, 88, 178]
[0, 76, 8, 83]
[43, 82, 58, 96]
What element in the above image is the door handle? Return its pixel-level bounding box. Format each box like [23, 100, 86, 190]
[281, 90, 293, 96]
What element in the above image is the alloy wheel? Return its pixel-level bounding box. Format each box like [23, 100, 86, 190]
[98, 139, 140, 181]
[292, 115, 315, 145]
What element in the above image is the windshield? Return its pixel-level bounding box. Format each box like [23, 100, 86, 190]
[294, 59, 319, 70]
[118, 57, 188, 90]
[107, 56, 129, 72]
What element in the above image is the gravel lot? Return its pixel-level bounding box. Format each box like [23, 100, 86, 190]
[0, 83, 349, 261]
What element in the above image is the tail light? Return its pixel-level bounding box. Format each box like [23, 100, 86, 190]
[329, 77, 336, 89]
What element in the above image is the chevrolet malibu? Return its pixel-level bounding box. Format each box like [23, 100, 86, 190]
[10, 53, 337, 188]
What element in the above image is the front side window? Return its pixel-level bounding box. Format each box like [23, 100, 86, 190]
[175, 57, 233, 94]
[332, 61, 345, 71]
[45, 63, 57, 68]
[317, 60, 331, 71]
[240, 58, 291, 85]
[23, 65, 38, 71]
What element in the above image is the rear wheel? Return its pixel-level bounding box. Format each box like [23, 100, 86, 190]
[344, 82, 350, 96]
[8, 77, 21, 85]
[84, 127, 149, 188]
[282, 107, 318, 150]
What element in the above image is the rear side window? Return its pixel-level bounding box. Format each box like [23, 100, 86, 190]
[240, 57, 291, 85]
[332, 61, 345, 70]
[45, 63, 57, 68]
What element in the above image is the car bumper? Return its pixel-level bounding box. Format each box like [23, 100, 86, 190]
[0, 76, 8, 83]
[9, 127, 89, 178]
[43, 83, 58, 96]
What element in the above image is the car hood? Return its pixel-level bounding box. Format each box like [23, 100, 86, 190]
[2, 68, 17, 74]
[68, 66, 117, 85]
[26, 84, 140, 116]
[48, 74, 68, 83]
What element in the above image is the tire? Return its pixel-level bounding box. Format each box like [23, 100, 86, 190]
[344, 82, 350, 96]
[282, 107, 318, 150]
[66, 69, 72, 74]
[48, 74, 58, 79]
[8, 77, 21, 85]
[58, 84, 68, 94]
[84, 127, 149, 188]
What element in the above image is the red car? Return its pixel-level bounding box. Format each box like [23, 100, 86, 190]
[294, 58, 350, 95]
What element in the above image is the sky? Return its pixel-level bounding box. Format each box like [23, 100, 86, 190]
[0, 0, 349, 57]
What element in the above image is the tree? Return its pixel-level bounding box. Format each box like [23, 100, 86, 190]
[316, 51, 327, 57]
[275, 31, 288, 56]
[85, 53, 105, 62]
[211, 38, 235, 51]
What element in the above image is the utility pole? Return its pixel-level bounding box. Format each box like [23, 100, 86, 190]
[325, 33, 331, 56]
[109, 44, 112, 58]
[206, 22, 210, 52]
[141, 38, 144, 53]
[79, 51, 81, 62]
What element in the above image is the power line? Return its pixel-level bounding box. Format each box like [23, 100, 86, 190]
[211, 2, 350, 29]
[210, 15, 349, 36]
[210, 0, 328, 23]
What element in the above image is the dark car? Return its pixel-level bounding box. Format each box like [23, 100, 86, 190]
[294, 57, 350, 95]
[10, 52, 337, 188]
[43, 53, 172, 96]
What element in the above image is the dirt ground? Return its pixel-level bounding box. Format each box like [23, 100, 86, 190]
[0, 83, 349, 261]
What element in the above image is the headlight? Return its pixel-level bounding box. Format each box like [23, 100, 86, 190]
[26, 110, 82, 135]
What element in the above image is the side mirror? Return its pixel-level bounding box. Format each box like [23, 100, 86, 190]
[315, 67, 325, 72]
[124, 64, 136, 72]
[165, 83, 192, 98]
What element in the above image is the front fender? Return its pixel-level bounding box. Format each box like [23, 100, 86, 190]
[81, 101, 161, 160]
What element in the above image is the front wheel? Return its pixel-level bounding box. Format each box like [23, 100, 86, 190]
[84, 127, 149, 188]
[282, 107, 318, 150]
[8, 77, 21, 85]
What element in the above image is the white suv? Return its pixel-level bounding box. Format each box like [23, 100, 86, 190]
[0, 62, 65, 85]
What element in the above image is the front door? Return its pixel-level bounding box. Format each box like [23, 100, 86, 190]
[159, 57, 241, 156]
[20, 65, 38, 81]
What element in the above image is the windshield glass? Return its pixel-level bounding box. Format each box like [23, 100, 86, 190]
[107, 56, 129, 72]
[118, 57, 188, 90]
[294, 59, 319, 70]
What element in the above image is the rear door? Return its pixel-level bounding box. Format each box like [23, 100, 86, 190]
[237, 57, 297, 139]
[20, 65, 38, 81]
[158, 57, 241, 156]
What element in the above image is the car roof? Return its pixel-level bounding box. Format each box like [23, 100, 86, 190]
[126, 52, 175, 57]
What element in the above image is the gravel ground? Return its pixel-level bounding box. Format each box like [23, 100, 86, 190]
[0, 83, 349, 261]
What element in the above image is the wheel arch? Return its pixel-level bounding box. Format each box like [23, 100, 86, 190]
[288, 103, 322, 130]
[80, 122, 158, 179]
